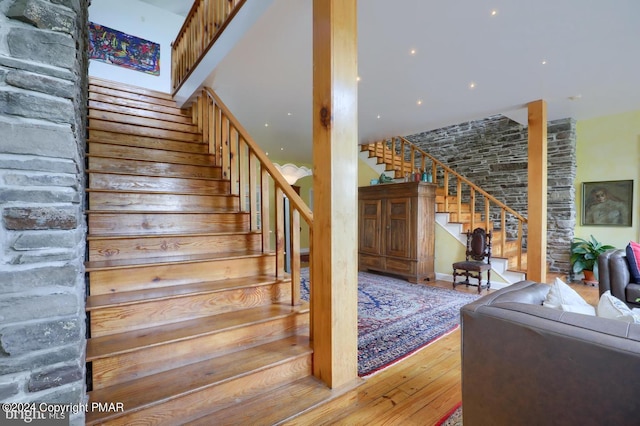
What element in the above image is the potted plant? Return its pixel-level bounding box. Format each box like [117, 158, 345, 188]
[570, 235, 615, 282]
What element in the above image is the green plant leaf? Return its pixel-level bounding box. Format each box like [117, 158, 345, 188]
[570, 235, 616, 275]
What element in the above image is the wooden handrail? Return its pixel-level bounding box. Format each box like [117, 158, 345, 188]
[171, 0, 246, 94]
[203, 89, 313, 225]
[364, 137, 527, 272]
[190, 86, 313, 307]
[399, 137, 526, 222]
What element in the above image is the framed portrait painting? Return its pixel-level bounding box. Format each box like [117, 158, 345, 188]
[582, 180, 633, 226]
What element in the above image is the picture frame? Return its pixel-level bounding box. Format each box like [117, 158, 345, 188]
[88, 22, 160, 76]
[582, 180, 633, 226]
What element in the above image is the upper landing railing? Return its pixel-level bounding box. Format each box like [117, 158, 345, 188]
[171, 0, 245, 93]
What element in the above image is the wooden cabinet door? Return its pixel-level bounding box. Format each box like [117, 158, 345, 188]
[385, 197, 411, 258]
[359, 199, 382, 255]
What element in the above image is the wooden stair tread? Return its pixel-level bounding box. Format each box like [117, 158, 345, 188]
[89, 92, 187, 118]
[85, 250, 268, 271]
[88, 121, 202, 143]
[86, 274, 290, 310]
[89, 99, 193, 125]
[86, 169, 223, 182]
[86, 210, 243, 215]
[87, 141, 213, 160]
[87, 156, 220, 179]
[88, 131, 208, 153]
[186, 376, 360, 426]
[86, 335, 311, 424]
[89, 109, 200, 134]
[86, 305, 308, 360]
[88, 84, 178, 109]
[86, 188, 233, 196]
[87, 195, 240, 214]
[87, 230, 257, 241]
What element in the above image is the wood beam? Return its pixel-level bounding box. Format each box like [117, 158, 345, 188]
[527, 99, 548, 282]
[311, 0, 359, 388]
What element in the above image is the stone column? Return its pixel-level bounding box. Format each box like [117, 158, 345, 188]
[0, 0, 88, 424]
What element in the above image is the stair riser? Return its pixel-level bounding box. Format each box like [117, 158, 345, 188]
[460, 222, 495, 233]
[88, 157, 220, 179]
[89, 142, 214, 167]
[90, 118, 201, 142]
[449, 212, 486, 223]
[90, 315, 309, 390]
[87, 212, 249, 236]
[89, 256, 275, 295]
[89, 129, 208, 153]
[88, 354, 312, 425]
[88, 192, 238, 212]
[89, 99, 194, 126]
[508, 254, 528, 269]
[88, 173, 228, 195]
[89, 109, 198, 134]
[435, 202, 471, 213]
[88, 233, 261, 261]
[89, 282, 291, 337]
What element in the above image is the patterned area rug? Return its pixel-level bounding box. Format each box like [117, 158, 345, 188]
[299, 268, 479, 376]
[436, 403, 463, 426]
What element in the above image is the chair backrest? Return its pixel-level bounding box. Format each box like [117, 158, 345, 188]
[466, 227, 492, 262]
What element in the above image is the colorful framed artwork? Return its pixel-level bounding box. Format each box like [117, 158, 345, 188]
[89, 22, 160, 76]
[582, 180, 633, 226]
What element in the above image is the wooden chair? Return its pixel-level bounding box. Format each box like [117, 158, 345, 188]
[452, 228, 492, 293]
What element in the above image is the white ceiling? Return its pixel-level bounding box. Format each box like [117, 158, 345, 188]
[144, 0, 640, 164]
[138, 0, 193, 17]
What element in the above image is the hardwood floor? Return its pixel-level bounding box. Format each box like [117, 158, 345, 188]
[288, 276, 599, 425]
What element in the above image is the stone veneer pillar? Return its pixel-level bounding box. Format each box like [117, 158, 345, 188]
[406, 115, 576, 274]
[0, 0, 88, 424]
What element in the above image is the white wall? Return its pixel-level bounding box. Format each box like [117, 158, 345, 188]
[88, 0, 184, 92]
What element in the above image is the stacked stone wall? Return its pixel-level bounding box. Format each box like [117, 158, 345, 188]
[0, 0, 88, 424]
[406, 115, 576, 273]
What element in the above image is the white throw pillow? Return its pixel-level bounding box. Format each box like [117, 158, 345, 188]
[543, 277, 596, 316]
[597, 291, 640, 323]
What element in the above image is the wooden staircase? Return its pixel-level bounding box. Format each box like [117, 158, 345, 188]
[361, 141, 528, 275]
[84, 78, 337, 424]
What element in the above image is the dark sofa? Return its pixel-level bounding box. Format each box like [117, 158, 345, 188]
[461, 280, 640, 426]
[598, 248, 640, 308]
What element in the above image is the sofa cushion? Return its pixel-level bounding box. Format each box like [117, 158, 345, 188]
[597, 290, 640, 323]
[626, 241, 640, 283]
[543, 277, 596, 316]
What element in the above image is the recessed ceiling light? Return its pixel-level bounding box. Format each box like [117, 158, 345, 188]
[416, 99, 423, 106]
[377, 114, 381, 119]
[468, 82, 476, 89]
[541, 60, 547, 65]
[410, 49, 417, 56]
[280, 147, 284, 151]
[287, 112, 292, 116]
[357, 76, 361, 82]
[264, 123, 269, 127]
[490, 9, 498, 16]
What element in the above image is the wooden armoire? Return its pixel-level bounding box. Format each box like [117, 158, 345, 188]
[358, 181, 436, 283]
